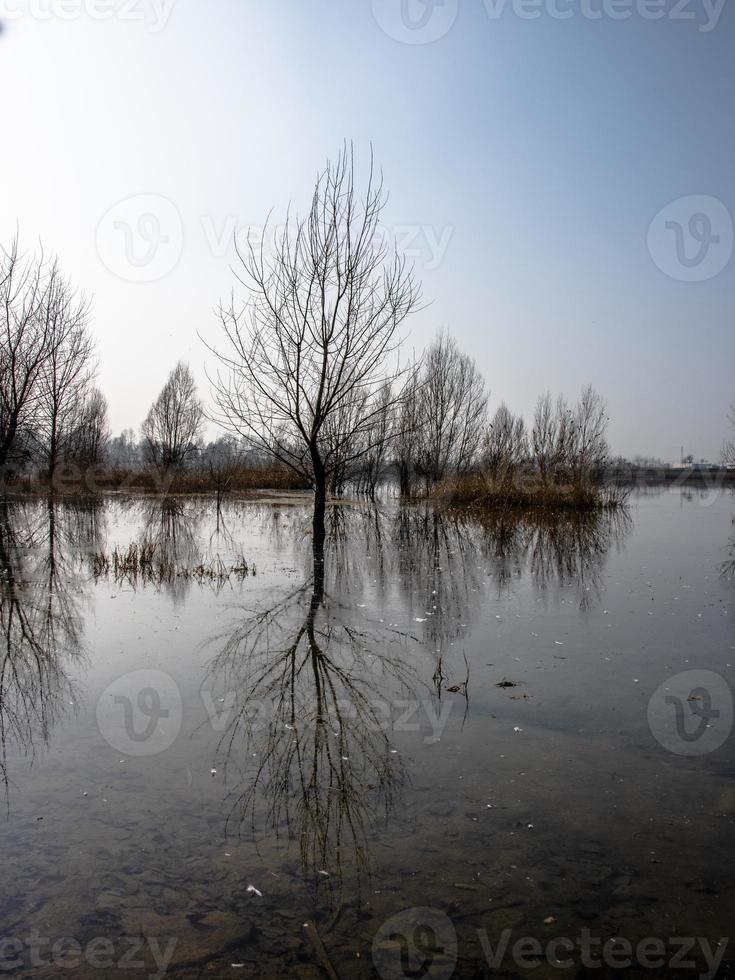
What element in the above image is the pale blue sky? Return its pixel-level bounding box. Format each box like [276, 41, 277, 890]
[1, 0, 733, 461]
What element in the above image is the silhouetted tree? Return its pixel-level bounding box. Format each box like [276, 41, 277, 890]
[141, 361, 204, 470]
[69, 386, 109, 467]
[1, 237, 74, 474]
[570, 384, 608, 484]
[35, 269, 95, 481]
[483, 403, 528, 481]
[531, 392, 574, 483]
[207, 145, 420, 547]
[414, 333, 488, 485]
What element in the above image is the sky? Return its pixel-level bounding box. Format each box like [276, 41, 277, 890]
[0, 0, 733, 463]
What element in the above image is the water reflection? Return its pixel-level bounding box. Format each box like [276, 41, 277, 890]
[723, 521, 735, 584]
[0, 499, 97, 800]
[139, 498, 202, 603]
[207, 502, 630, 898]
[207, 537, 415, 903]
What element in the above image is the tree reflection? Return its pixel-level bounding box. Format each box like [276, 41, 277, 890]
[207, 524, 416, 903]
[481, 508, 632, 610]
[723, 522, 735, 584]
[139, 497, 202, 603]
[0, 499, 95, 802]
[207, 501, 629, 900]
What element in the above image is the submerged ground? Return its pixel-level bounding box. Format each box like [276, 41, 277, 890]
[1, 488, 734, 978]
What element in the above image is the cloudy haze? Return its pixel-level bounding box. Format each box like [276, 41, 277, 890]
[1, 0, 732, 462]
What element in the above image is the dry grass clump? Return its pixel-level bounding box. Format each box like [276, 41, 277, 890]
[434, 472, 628, 513]
[91, 540, 256, 586]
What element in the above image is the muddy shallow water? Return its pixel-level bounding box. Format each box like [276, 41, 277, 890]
[1, 488, 734, 978]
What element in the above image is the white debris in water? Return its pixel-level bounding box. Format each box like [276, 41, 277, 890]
[247, 885, 263, 897]
[513, 726, 523, 733]
[210, 768, 217, 775]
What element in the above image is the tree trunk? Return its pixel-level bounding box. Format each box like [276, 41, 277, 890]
[311, 447, 327, 566]
[313, 475, 326, 551]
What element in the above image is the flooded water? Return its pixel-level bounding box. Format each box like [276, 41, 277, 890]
[1, 489, 734, 979]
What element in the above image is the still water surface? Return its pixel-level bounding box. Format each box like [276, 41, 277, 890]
[1, 489, 734, 978]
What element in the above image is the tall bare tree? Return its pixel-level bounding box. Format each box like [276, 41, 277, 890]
[141, 362, 204, 470]
[207, 145, 420, 544]
[571, 384, 608, 483]
[36, 268, 95, 482]
[414, 333, 488, 486]
[0, 237, 60, 472]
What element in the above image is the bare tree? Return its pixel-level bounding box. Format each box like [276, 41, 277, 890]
[203, 434, 243, 516]
[414, 333, 488, 486]
[207, 145, 420, 545]
[723, 403, 735, 468]
[358, 382, 394, 499]
[35, 269, 95, 482]
[0, 237, 62, 473]
[107, 428, 140, 469]
[571, 384, 608, 484]
[394, 361, 421, 498]
[141, 362, 204, 470]
[323, 385, 370, 497]
[483, 403, 528, 481]
[69, 387, 109, 467]
[531, 392, 574, 483]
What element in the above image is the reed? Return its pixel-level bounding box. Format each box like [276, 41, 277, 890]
[91, 540, 256, 586]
